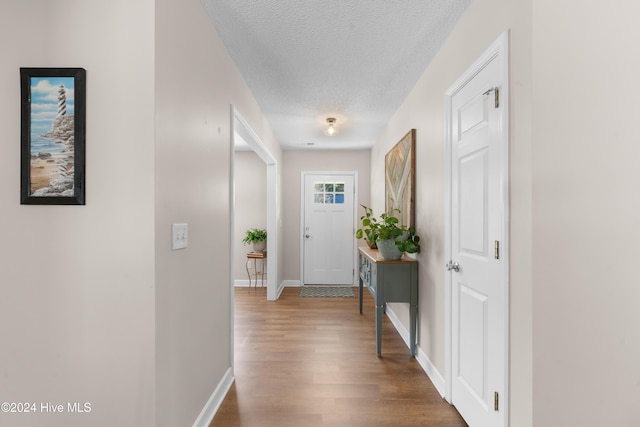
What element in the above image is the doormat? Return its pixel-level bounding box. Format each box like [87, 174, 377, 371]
[300, 286, 355, 298]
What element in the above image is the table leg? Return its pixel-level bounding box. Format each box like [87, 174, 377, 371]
[359, 278, 363, 314]
[410, 303, 417, 356]
[376, 304, 383, 356]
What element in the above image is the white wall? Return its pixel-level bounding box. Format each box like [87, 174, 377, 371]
[282, 150, 371, 281]
[532, 1, 640, 425]
[233, 151, 267, 280]
[369, 0, 532, 425]
[154, 0, 281, 426]
[0, 1, 157, 426]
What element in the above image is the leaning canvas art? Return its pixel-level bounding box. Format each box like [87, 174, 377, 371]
[20, 68, 86, 205]
[385, 129, 416, 228]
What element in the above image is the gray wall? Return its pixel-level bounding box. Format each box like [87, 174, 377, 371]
[371, 0, 640, 426]
[369, 0, 533, 425]
[0, 1, 156, 425]
[155, 0, 282, 425]
[532, 0, 640, 425]
[0, 0, 282, 426]
[4, 0, 640, 426]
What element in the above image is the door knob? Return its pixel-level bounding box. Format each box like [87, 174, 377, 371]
[305, 234, 310, 238]
[446, 261, 460, 272]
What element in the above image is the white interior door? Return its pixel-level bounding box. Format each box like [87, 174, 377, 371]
[302, 173, 355, 285]
[447, 34, 508, 427]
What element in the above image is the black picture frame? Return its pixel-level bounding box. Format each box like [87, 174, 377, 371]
[20, 67, 86, 205]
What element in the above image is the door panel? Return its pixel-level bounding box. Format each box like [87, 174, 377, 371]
[458, 283, 489, 406]
[303, 174, 355, 285]
[459, 148, 489, 256]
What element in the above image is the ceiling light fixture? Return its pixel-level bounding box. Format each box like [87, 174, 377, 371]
[326, 117, 336, 136]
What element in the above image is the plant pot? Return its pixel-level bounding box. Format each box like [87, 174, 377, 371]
[252, 241, 266, 253]
[377, 239, 402, 260]
[365, 238, 377, 249]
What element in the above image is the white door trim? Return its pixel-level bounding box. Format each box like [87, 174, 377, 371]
[300, 171, 358, 286]
[231, 105, 280, 301]
[444, 31, 510, 423]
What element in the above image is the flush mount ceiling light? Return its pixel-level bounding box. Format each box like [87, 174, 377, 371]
[326, 117, 337, 136]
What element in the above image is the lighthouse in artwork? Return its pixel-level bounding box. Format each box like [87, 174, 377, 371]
[57, 85, 67, 117]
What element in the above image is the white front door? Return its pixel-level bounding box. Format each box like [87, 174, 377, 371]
[447, 34, 508, 427]
[302, 173, 355, 285]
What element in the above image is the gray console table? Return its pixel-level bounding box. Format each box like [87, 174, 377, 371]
[358, 246, 418, 356]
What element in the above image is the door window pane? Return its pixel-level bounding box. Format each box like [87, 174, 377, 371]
[313, 181, 345, 204]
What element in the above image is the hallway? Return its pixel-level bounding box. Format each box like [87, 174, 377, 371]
[210, 287, 467, 427]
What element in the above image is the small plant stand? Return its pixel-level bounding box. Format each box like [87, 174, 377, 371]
[246, 252, 267, 292]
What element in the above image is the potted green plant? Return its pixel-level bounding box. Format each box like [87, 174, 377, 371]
[242, 228, 267, 253]
[355, 205, 420, 260]
[355, 204, 380, 248]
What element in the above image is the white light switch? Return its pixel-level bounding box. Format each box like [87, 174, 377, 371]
[172, 223, 188, 250]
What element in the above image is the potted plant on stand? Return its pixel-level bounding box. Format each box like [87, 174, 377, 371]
[355, 205, 420, 260]
[242, 228, 267, 253]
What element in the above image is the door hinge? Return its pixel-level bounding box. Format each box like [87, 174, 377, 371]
[494, 391, 499, 411]
[483, 87, 500, 108]
[494, 240, 500, 260]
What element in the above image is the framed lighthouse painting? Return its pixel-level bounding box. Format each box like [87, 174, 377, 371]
[20, 67, 86, 205]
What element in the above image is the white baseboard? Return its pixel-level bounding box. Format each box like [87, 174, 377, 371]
[235, 280, 297, 300]
[282, 280, 301, 287]
[234, 279, 300, 288]
[192, 367, 234, 427]
[415, 345, 446, 397]
[234, 279, 251, 287]
[234, 279, 267, 288]
[385, 306, 446, 398]
[275, 280, 299, 299]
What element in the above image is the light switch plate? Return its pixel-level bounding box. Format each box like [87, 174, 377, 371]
[172, 223, 188, 250]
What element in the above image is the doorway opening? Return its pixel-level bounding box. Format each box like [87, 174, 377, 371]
[230, 106, 279, 301]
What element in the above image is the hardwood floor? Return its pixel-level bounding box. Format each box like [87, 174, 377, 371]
[210, 287, 467, 427]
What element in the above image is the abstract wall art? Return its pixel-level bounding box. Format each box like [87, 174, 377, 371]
[385, 129, 415, 228]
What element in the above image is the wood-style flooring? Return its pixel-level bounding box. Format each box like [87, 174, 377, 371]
[210, 287, 468, 427]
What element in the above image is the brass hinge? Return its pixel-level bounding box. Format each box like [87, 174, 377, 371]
[494, 391, 499, 411]
[483, 87, 500, 108]
[494, 240, 500, 260]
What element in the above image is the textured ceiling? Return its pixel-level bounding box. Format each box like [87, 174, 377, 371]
[202, 0, 471, 150]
